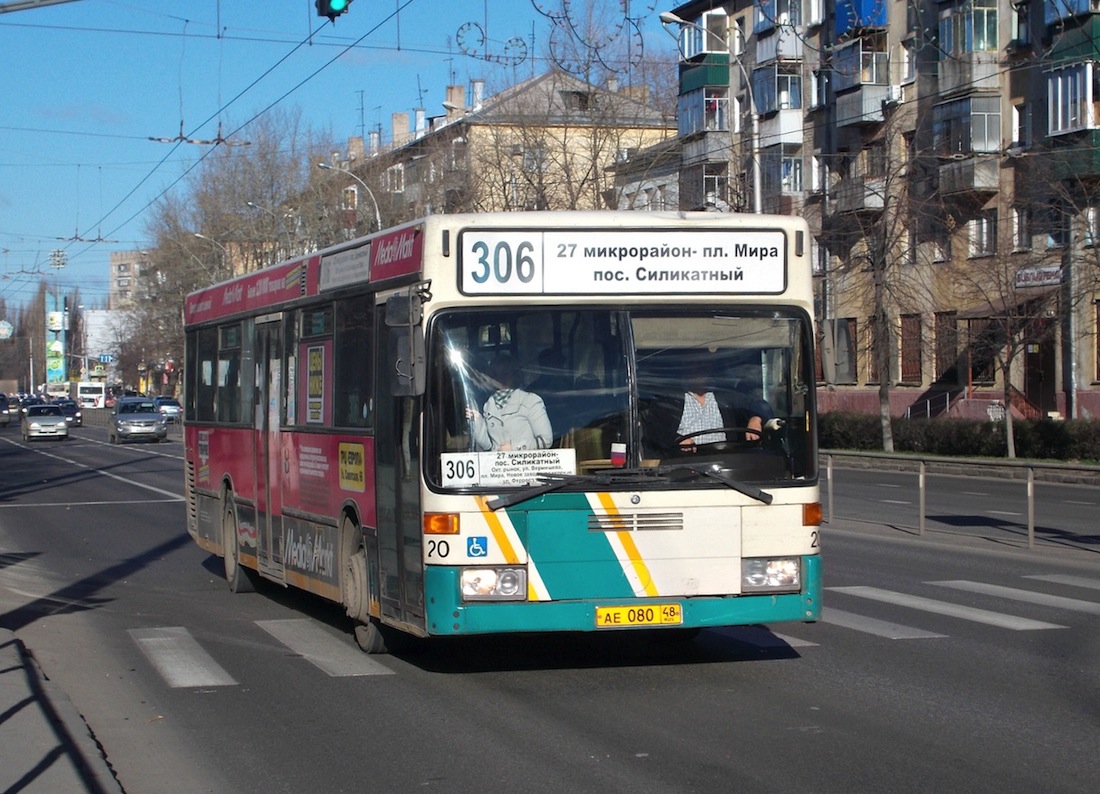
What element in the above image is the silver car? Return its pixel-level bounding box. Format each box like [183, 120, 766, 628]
[22, 404, 69, 441]
[109, 398, 168, 444]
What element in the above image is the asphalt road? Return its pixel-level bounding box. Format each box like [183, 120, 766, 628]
[2, 423, 1099, 793]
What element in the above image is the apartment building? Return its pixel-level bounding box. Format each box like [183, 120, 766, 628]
[324, 70, 676, 225]
[665, 0, 1100, 419]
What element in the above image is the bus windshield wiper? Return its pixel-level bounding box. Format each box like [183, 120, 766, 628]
[485, 468, 663, 511]
[658, 462, 773, 504]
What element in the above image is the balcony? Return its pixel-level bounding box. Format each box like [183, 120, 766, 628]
[759, 109, 804, 148]
[756, 28, 804, 63]
[834, 175, 885, 214]
[681, 132, 736, 166]
[936, 53, 998, 96]
[938, 157, 999, 196]
[835, 85, 889, 127]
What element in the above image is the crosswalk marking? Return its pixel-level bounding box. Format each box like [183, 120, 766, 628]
[822, 607, 946, 640]
[827, 586, 1067, 631]
[1025, 574, 1100, 592]
[129, 627, 238, 688]
[930, 580, 1100, 615]
[256, 619, 394, 676]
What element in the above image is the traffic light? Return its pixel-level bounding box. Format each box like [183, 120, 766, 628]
[315, 0, 351, 22]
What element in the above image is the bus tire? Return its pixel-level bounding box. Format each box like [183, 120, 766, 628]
[353, 621, 388, 654]
[223, 497, 257, 594]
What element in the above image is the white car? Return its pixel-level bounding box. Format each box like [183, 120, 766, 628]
[153, 396, 182, 423]
[21, 404, 69, 441]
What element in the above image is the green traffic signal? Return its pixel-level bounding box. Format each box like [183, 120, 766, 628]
[315, 0, 350, 22]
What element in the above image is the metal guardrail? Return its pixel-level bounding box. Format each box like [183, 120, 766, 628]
[822, 450, 1100, 550]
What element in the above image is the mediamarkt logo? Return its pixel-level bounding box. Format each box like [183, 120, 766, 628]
[374, 229, 416, 266]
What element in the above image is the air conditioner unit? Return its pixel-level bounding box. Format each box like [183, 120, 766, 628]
[884, 84, 903, 105]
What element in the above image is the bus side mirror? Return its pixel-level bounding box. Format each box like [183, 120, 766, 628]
[385, 293, 425, 396]
[389, 326, 425, 396]
[385, 293, 422, 326]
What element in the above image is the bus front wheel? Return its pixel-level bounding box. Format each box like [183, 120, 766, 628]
[222, 498, 257, 594]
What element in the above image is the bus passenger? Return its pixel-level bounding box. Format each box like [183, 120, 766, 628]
[465, 354, 553, 451]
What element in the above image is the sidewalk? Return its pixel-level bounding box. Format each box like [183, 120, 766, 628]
[0, 629, 123, 794]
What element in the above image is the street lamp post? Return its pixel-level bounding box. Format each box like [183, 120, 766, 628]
[192, 233, 228, 278]
[245, 201, 294, 256]
[660, 11, 761, 214]
[316, 162, 383, 232]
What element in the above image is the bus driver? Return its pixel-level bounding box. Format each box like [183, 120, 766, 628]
[465, 354, 553, 451]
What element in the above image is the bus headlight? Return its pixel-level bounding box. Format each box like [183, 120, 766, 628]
[741, 558, 801, 593]
[460, 567, 527, 601]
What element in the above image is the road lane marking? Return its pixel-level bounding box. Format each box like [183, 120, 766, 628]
[827, 586, 1066, 630]
[0, 436, 184, 501]
[930, 580, 1100, 615]
[987, 510, 1022, 517]
[822, 607, 946, 639]
[879, 499, 910, 505]
[256, 619, 394, 676]
[129, 627, 238, 688]
[1025, 574, 1100, 591]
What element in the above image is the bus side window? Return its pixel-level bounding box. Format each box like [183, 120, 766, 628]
[335, 299, 373, 428]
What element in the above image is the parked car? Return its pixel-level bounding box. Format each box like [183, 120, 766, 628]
[55, 398, 83, 427]
[0, 394, 10, 427]
[109, 398, 167, 444]
[153, 396, 182, 423]
[21, 404, 69, 441]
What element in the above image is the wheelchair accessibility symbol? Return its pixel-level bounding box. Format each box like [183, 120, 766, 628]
[467, 536, 488, 558]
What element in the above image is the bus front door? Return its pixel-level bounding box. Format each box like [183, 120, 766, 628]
[254, 318, 286, 582]
[373, 317, 425, 631]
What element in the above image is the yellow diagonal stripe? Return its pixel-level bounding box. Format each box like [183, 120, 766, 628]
[475, 496, 520, 564]
[596, 492, 658, 597]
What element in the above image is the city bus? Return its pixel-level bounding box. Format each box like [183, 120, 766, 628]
[182, 211, 821, 653]
[75, 381, 107, 409]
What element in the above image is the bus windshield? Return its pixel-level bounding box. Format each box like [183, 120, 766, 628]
[426, 307, 816, 491]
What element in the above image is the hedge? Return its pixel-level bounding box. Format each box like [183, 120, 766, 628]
[819, 412, 1100, 463]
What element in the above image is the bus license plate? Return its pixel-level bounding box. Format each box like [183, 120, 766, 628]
[595, 603, 682, 628]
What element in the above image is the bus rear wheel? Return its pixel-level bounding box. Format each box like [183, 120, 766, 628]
[223, 497, 257, 594]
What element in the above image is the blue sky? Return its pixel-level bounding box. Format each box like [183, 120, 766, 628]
[0, 0, 672, 309]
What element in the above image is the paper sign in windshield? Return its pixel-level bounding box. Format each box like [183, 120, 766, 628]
[441, 449, 576, 488]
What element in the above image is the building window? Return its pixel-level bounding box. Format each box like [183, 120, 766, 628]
[678, 87, 730, 136]
[939, 0, 998, 59]
[781, 156, 803, 192]
[1011, 103, 1031, 148]
[384, 164, 404, 193]
[1013, 206, 1032, 251]
[559, 90, 593, 111]
[900, 38, 916, 83]
[832, 38, 889, 93]
[703, 163, 729, 208]
[900, 314, 922, 384]
[1011, 2, 1030, 47]
[933, 96, 1001, 155]
[116, 277, 131, 288]
[680, 10, 727, 58]
[1085, 206, 1100, 247]
[117, 263, 130, 273]
[752, 65, 802, 114]
[969, 210, 997, 257]
[935, 311, 959, 382]
[754, 0, 801, 33]
[341, 186, 357, 211]
[1046, 206, 1069, 249]
[1048, 63, 1095, 136]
